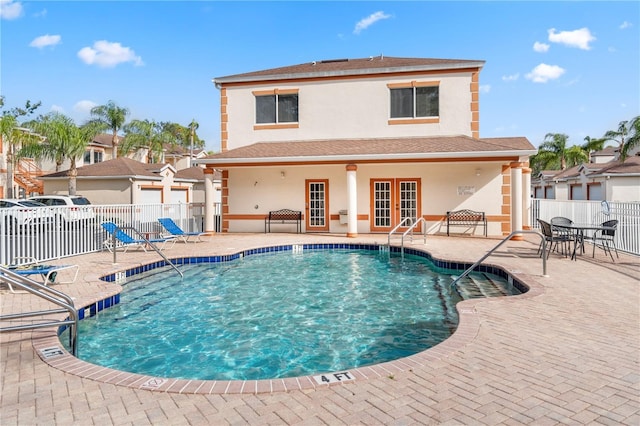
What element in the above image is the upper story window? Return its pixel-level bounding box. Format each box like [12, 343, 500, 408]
[253, 89, 299, 129]
[388, 81, 439, 124]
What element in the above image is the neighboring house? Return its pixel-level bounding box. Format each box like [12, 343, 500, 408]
[197, 56, 537, 236]
[590, 146, 617, 164]
[39, 157, 205, 205]
[4, 132, 206, 198]
[531, 155, 640, 201]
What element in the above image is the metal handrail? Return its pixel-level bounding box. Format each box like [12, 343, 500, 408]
[0, 267, 79, 355]
[111, 225, 183, 278]
[450, 230, 548, 290]
[388, 217, 427, 257]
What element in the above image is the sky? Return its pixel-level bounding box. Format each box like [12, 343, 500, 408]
[1, 1, 639, 153]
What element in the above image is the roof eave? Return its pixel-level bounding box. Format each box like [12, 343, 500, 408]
[196, 149, 536, 166]
[214, 61, 486, 85]
[39, 175, 163, 181]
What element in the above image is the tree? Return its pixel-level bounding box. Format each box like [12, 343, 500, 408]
[88, 100, 130, 159]
[603, 116, 640, 161]
[123, 119, 175, 163]
[532, 133, 572, 172]
[23, 112, 100, 195]
[581, 136, 606, 163]
[0, 97, 42, 198]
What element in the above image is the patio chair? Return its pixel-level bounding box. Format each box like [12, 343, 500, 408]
[1, 257, 79, 293]
[157, 217, 206, 243]
[589, 219, 619, 261]
[101, 221, 176, 253]
[537, 219, 572, 259]
[550, 216, 579, 254]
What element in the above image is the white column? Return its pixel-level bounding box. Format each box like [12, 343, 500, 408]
[346, 164, 358, 238]
[130, 180, 139, 205]
[204, 168, 215, 234]
[522, 167, 532, 229]
[510, 162, 523, 239]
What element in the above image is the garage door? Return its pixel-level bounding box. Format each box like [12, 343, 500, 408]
[170, 189, 188, 204]
[140, 188, 162, 204]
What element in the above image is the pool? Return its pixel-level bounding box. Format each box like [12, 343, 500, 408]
[62, 244, 524, 381]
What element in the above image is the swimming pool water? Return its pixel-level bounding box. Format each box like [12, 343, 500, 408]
[65, 248, 520, 381]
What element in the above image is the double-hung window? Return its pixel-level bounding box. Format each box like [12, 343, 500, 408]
[388, 81, 439, 124]
[254, 89, 299, 128]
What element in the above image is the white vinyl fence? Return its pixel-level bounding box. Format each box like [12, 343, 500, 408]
[0, 203, 222, 266]
[531, 199, 640, 256]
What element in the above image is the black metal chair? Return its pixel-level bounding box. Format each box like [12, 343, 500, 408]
[551, 216, 578, 254]
[590, 219, 619, 261]
[537, 219, 572, 259]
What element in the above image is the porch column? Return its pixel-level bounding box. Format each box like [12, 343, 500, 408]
[522, 166, 532, 230]
[346, 164, 358, 238]
[204, 168, 215, 234]
[510, 162, 524, 240]
[130, 181, 139, 205]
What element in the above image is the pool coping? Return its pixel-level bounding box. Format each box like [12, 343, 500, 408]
[31, 243, 546, 395]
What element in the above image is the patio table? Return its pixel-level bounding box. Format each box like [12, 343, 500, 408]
[552, 223, 617, 261]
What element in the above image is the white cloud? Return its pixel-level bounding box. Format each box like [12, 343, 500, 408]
[29, 34, 61, 49]
[502, 73, 519, 82]
[77, 40, 144, 68]
[533, 41, 549, 53]
[0, 0, 23, 20]
[74, 100, 97, 115]
[353, 11, 391, 35]
[50, 104, 65, 113]
[33, 8, 47, 18]
[525, 63, 566, 83]
[620, 21, 632, 30]
[479, 84, 490, 94]
[548, 27, 596, 50]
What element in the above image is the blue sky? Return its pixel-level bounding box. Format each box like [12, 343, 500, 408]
[2, 1, 639, 153]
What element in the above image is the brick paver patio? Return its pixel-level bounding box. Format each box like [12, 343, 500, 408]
[1, 233, 639, 425]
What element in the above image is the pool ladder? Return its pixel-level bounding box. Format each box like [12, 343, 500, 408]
[110, 225, 183, 278]
[386, 217, 427, 257]
[450, 230, 548, 290]
[0, 267, 79, 356]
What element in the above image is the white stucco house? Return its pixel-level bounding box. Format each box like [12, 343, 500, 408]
[532, 155, 640, 202]
[197, 56, 536, 237]
[39, 157, 212, 205]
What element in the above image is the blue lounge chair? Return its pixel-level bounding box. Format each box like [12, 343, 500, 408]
[157, 217, 206, 243]
[101, 222, 175, 253]
[1, 257, 79, 293]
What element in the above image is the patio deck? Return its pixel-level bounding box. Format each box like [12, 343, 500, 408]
[1, 233, 639, 425]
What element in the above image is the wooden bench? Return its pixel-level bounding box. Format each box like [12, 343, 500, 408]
[446, 209, 487, 237]
[265, 209, 302, 233]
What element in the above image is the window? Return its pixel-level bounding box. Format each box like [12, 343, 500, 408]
[84, 150, 91, 163]
[94, 151, 103, 163]
[389, 82, 439, 119]
[255, 91, 298, 124]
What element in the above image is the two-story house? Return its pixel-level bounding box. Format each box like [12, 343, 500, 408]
[197, 56, 536, 237]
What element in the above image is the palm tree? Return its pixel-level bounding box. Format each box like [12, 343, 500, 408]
[602, 116, 640, 161]
[123, 119, 175, 163]
[88, 100, 130, 159]
[23, 112, 100, 194]
[581, 136, 606, 163]
[533, 133, 571, 171]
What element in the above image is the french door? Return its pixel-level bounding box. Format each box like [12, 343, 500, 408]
[305, 179, 329, 232]
[370, 178, 421, 232]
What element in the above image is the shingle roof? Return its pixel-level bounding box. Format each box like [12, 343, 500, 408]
[214, 56, 485, 84]
[40, 158, 166, 179]
[90, 133, 122, 147]
[199, 136, 534, 165]
[593, 155, 640, 175]
[174, 166, 204, 180]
